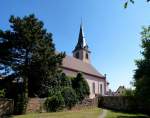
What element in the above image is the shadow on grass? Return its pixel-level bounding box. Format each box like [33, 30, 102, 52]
[2, 115, 13, 118]
[105, 109, 150, 118]
[117, 116, 149, 118]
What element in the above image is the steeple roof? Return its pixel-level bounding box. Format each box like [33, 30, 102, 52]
[73, 24, 89, 52]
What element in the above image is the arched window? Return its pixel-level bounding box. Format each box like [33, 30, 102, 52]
[99, 84, 103, 95]
[92, 82, 95, 94]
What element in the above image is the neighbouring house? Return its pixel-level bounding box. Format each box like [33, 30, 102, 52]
[60, 24, 109, 98]
[106, 89, 115, 96]
[115, 86, 126, 96]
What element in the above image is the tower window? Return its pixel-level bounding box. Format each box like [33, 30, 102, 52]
[86, 53, 88, 59]
[75, 52, 79, 59]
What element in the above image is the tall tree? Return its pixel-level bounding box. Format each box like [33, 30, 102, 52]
[0, 14, 65, 113]
[134, 26, 150, 112]
[72, 73, 90, 102]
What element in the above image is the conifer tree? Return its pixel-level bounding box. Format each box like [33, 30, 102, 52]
[134, 26, 150, 112]
[72, 73, 90, 102]
[0, 14, 65, 113]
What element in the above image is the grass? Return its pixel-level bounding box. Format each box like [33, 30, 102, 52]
[10, 107, 101, 118]
[106, 110, 150, 118]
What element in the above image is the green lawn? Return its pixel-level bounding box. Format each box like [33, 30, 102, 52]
[106, 110, 149, 118]
[10, 107, 101, 118]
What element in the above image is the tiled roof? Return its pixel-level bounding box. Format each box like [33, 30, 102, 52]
[61, 55, 104, 78]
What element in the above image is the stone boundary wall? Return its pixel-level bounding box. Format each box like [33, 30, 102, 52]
[26, 98, 46, 113]
[26, 97, 98, 113]
[0, 98, 14, 116]
[71, 97, 98, 110]
[98, 96, 143, 112]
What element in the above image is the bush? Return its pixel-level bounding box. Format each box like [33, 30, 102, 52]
[45, 92, 65, 112]
[60, 73, 72, 88]
[72, 73, 90, 101]
[124, 89, 135, 96]
[61, 87, 77, 109]
[0, 89, 5, 98]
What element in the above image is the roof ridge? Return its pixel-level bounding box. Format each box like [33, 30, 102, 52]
[62, 55, 104, 78]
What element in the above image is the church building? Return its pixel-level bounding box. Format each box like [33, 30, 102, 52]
[60, 24, 108, 98]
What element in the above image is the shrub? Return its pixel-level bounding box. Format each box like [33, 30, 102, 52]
[61, 87, 77, 109]
[0, 89, 5, 98]
[45, 92, 65, 112]
[60, 73, 72, 88]
[124, 89, 135, 96]
[72, 73, 90, 101]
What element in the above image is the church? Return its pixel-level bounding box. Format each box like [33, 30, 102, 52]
[60, 24, 109, 98]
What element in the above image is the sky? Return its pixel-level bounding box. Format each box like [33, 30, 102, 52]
[0, 0, 150, 91]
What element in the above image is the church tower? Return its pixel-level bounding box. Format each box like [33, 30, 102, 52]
[73, 24, 91, 63]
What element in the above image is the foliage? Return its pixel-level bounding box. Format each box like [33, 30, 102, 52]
[47, 73, 72, 97]
[45, 92, 65, 112]
[61, 87, 77, 109]
[72, 73, 90, 102]
[124, 89, 135, 96]
[134, 26, 150, 113]
[60, 73, 72, 88]
[0, 89, 5, 98]
[47, 73, 89, 110]
[0, 14, 65, 113]
[124, 0, 150, 8]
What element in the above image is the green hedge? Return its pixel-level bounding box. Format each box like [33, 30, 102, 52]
[61, 87, 77, 109]
[45, 92, 65, 112]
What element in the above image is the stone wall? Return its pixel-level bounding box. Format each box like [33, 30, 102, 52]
[26, 98, 46, 113]
[72, 97, 98, 110]
[98, 96, 140, 112]
[26, 97, 98, 112]
[0, 98, 14, 116]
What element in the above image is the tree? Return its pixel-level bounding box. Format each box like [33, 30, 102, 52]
[60, 73, 71, 88]
[0, 14, 65, 113]
[134, 26, 150, 113]
[45, 92, 65, 112]
[61, 87, 77, 109]
[124, 89, 135, 96]
[72, 73, 90, 102]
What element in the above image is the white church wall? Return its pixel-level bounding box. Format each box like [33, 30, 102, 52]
[84, 74, 105, 98]
[62, 68, 106, 99]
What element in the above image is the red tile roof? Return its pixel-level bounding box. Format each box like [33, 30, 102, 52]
[61, 55, 105, 78]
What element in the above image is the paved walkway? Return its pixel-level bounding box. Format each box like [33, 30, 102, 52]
[98, 109, 107, 118]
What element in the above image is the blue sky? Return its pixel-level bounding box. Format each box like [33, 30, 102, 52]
[0, 0, 150, 91]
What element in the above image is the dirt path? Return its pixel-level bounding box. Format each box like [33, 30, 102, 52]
[98, 109, 107, 118]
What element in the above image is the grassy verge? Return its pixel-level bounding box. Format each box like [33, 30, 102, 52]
[106, 110, 149, 118]
[10, 107, 101, 118]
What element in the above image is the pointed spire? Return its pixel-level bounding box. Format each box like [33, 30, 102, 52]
[73, 23, 89, 52]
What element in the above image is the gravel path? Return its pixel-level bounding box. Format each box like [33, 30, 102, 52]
[98, 109, 107, 118]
